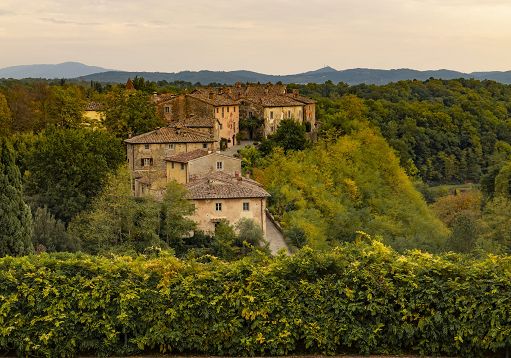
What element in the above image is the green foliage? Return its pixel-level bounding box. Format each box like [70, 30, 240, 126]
[236, 218, 265, 247]
[46, 86, 86, 128]
[0, 92, 12, 136]
[0, 137, 33, 256]
[298, 79, 511, 184]
[104, 89, 165, 138]
[68, 167, 164, 255]
[238, 145, 262, 174]
[1, 241, 511, 356]
[32, 206, 77, 253]
[159, 181, 197, 248]
[478, 197, 511, 253]
[259, 119, 308, 156]
[23, 127, 124, 223]
[256, 128, 449, 251]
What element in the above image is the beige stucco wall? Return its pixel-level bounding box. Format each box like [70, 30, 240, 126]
[188, 153, 241, 179]
[214, 105, 239, 147]
[166, 153, 242, 184]
[190, 197, 267, 235]
[166, 162, 188, 184]
[263, 105, 304, 136]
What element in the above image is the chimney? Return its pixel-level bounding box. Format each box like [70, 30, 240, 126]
[292, 89, 299, 97]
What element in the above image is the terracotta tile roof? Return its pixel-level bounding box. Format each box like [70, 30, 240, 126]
[85, 101, 104, 111]
[168, 115, 216, 128]
[165, 149, 209, 163]
[185, 171, 270, 200]
[124, 126, 215, 144]
[153, 93, 176, 104]
[257, 95, 304, 107]
[286, 93, 316, 104]
[188, 89, 238, 106]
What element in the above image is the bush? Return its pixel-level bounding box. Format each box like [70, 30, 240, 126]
[1, 239, 511, 357]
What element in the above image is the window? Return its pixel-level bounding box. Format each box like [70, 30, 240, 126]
[222, 107, 225, 117]
[288, 110, 291, 118]
[219, 123, 223, 130]
[216, 108, 219, 113]
[202, 143, 208, 149]
[144, 144, 150, 149]
[270, 111, 273, 119]
[249, 111, 253, 118]
[141, 158, 153, 166]
[168, 143, 175, 149]
[164, 106, 170, 113]
[216, 161, 223, 170]
[243, 202, 250, 211]
[215, 202, 222, 211]
[171, 162, 175, 169]
[227, 107, 229, 113]
[181, 163, 185, 170]
[234, 106, 236, 113]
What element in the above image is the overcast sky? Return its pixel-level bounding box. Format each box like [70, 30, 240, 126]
[0, 0, 510, 74]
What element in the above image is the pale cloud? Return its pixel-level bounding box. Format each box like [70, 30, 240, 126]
[0, 0, 510, 73]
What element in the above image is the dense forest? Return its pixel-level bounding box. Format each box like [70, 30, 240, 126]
[2, 77, 511, 355]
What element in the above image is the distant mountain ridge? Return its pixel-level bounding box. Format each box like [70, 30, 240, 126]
[1, 62, 511, 85]
[78, 67, 511, 85]
[0, 62, 111, 79]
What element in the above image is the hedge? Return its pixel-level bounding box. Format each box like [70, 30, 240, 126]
[1, 239, 511, 357]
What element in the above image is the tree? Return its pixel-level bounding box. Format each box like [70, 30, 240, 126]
[160, 181, 196, 248]
[32, 206, 76, 252]
[104, 89, 164, 138]
[0, 137, 33, 256]
[478, 197, 511, 253]
[68, 167, 163, 255]
[0, 92, 12, 136]
[24, 127, 125, 223]
[260, 119, 308, 155]
[236, 218, 265, 247]
[46, 86, 85, 128]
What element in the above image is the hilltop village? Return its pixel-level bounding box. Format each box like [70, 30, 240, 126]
[123, 80, 317, 236]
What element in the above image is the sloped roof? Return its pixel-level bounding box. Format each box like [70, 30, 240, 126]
[166, 149, 209, 163]
[188, 89, 238, 106]
[286, 93, 316, 104]
[185, 171, 270, 200]
[124, 127, 215, 144]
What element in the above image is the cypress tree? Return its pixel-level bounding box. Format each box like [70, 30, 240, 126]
[0, 137, 33, 256]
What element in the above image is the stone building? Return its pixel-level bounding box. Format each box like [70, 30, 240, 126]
[156, 91, 240, 149]
[185, 171, 270, 235]
[124, 126, 216, 196]
[155, 83, 316, 141]
[166, 149, 242, 184]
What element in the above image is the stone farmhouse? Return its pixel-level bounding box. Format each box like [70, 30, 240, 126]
[154, 83, 316, 143]
[185, 171, 270, 235]
[124, 132, 270, 234]
[125, 126, 216, 196]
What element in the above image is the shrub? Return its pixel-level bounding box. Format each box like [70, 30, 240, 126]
[1, 239, 511, 357]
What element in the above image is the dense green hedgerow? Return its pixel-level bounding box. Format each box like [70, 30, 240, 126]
[1, 239, 511, 357]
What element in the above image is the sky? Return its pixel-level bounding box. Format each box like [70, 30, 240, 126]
[0, 0, 510, 74]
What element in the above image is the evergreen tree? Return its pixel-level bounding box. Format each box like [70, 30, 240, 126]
[0, 137, 33, 256]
